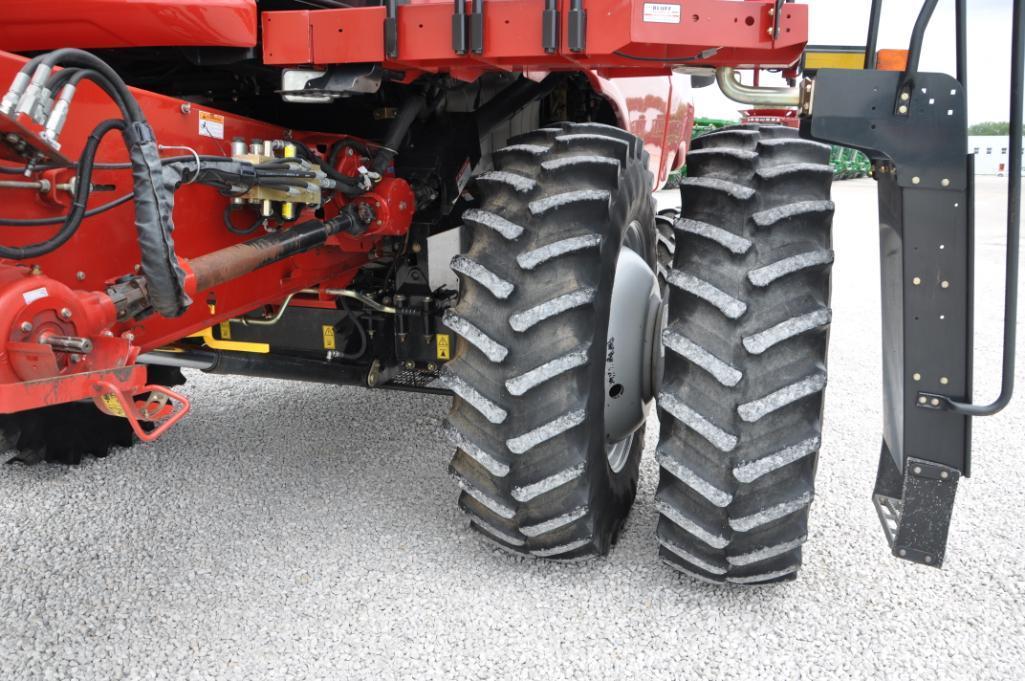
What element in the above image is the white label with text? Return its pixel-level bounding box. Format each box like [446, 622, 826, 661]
[643, 3, 681, 23]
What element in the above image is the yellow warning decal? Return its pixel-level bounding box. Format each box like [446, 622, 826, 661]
[219, 321, 232, 340]
[100, 393, 126, 418]
[436, 333, 451, 360]
[322, 325, 337, 350]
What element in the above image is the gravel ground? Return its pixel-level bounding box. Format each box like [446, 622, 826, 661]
[2, 177, 1024, 680]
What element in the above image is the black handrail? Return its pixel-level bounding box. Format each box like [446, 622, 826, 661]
[864, 0, 884, 69]
[943, 0, 1023, 416]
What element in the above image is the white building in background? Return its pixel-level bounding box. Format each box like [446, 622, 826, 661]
[969, 136, 1025, 175]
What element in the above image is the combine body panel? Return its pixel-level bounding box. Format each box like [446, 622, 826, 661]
[0, 0, 1018, 580]
[0, 0, 259, 51]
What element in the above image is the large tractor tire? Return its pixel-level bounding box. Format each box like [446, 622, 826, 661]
[655, 126, 834, 584]
[1, 365, 185, 465]
[442, 122, 660, 558]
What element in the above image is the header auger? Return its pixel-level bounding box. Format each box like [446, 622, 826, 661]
[0, 0, 1019, 583]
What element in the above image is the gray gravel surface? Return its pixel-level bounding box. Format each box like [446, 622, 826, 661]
[2, 178, 1024, 680]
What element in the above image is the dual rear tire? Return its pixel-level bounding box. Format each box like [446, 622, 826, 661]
[445, 123, 835, 583]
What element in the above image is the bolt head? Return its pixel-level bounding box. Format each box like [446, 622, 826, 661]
[180, 103, 191, 114]
[912, 372, 922, 381]
[941, 280, 950, 289]
[918, 395, 928, 404]
[940, 376, 949, 385]
[899, 105, 909, 114]
[930, 398, 940, 406]
[900, 92, 910, 101]
[30, 264, 42, 275]
[19, 321, 32, 333]
[941, 178, 951, 187]
[924, 555, 933, 564]
[59, 307, 72, 319]
[912, 276, 922, 285]
[76, 271, 85, 281]
[941, 471, 949, 479]
[911, 176, 921, 184]
[122, 332, 135, 342]
[899, 548, 907, 557]
[913, 465, 923, 475]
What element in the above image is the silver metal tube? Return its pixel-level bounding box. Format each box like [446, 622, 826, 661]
[715, 67, 801, 107]
[0, 180, 48, 190]
[230, 292, 299, 326]
[40, 334, 93, 353]
[302, 287, 398, 314]
[137, 351, 216, 370]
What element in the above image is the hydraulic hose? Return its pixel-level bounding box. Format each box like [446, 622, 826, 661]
[371, 92, 427, 175]
[0, 118, 123, 259]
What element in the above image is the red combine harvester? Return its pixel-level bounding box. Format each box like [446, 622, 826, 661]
[0, 0, 1019, 584]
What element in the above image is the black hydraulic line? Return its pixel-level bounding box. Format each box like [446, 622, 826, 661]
[942, 0, 1024, 416]
[141, 349, 369, 386]
[474, 73, 564, 135]
[0, 192, 132, 227]
[222, 205, 264, 236]
[955, 0, 967, 90]
[371, 92, 427, 175]
[38, 49, 142, 121]
[542, 0, 559, 53]
[864, 0, 884, 69]
[452, 0, 468, 55]
[469, 0, 484, 55]
[0, 119, 123, 258]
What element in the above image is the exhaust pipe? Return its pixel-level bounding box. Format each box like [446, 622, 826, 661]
[715, 67, 804, 108]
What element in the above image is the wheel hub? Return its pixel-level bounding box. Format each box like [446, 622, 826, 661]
[604, 238, 661, 471]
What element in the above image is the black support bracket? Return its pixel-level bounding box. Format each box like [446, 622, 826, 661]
[803, 68, 972, 567]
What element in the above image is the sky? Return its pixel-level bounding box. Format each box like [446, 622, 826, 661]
[691, 0, 1016, 124]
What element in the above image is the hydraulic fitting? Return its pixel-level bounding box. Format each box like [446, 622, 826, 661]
[31, 86, 54, 125]
[14, 64, 53, 119]
[39, 83, 76, 150]
[0, 71, 31, 116]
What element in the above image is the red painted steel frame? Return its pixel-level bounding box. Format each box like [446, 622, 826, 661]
[0, 0, 259, 52]
[261, 0, 807, 73]
[0, 50, 399, 413]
